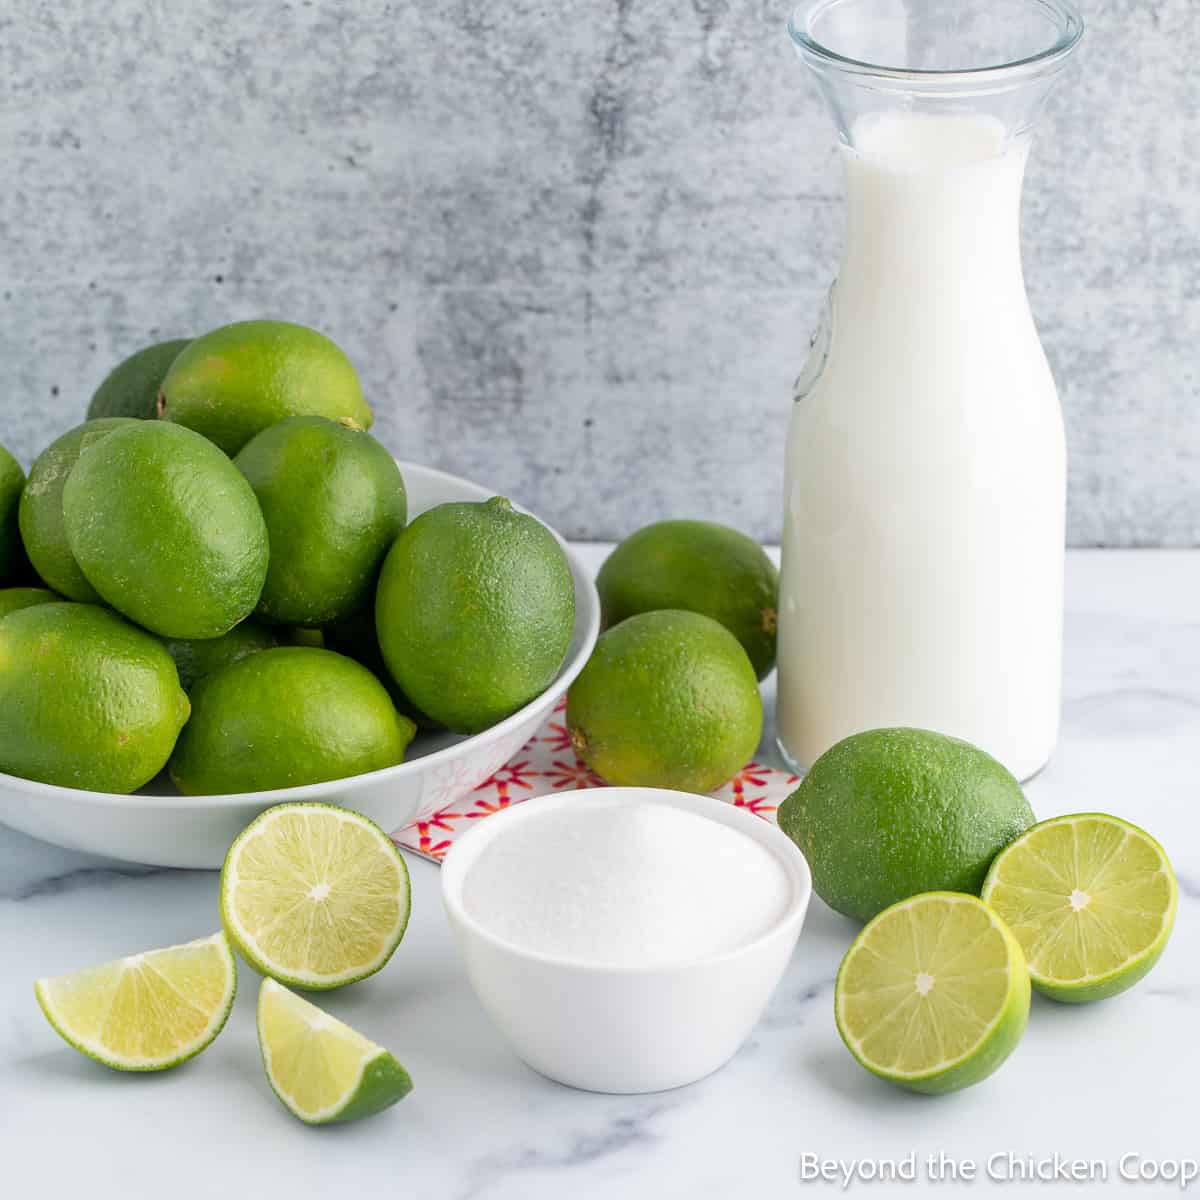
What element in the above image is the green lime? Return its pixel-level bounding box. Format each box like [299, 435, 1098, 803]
[35, 932, 236, 1071]
[234, 416, 407, 626]
[221, 802, 411, 989]
[258, 978, 413, 1123]
[981, 813, 1177, 1003]
[62, 421, 269, 639]
[566, 609, 763, 793]
[169, 647, 415, 795]
[778, 728, 1034, 922]
[0, 603, 190, 793]
[376, 497, 575, 734]
[86, 338, 192, 420]
[0, 586, 59, 619]
[159, 320, 372, 455]
[0, 441, 24, 585]
[597, 520, 779, 679]
[18, 420, 140, 601]
[159, 621, 280, 691]
[835, 892, 1030, 1094]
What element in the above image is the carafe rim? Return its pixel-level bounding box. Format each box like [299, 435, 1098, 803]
[789, 0, 1084, 91]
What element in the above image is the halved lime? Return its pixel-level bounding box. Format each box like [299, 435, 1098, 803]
[34, 932, 236, 1071]
[835, 892, 1030, 1094]
[981, 813, 1176, 1003]
[257, 978, 413, 1124]
[220, 802, 411, 990]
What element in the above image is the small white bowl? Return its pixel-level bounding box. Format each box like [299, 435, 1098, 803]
[442, 787, 812, 1094]
[0, 461, 600, 868]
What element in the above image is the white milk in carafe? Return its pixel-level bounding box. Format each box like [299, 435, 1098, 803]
[776, 112, 1064, 781]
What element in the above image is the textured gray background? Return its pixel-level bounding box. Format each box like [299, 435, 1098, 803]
[0, 1, 1193, 544]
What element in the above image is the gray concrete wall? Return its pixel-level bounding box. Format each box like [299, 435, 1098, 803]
[0, 0, 1193, 544]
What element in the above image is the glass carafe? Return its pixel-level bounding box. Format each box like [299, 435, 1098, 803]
[776, 0, 1083, 781]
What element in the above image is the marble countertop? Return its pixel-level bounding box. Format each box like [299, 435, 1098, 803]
[2, 547, 1196, 1199]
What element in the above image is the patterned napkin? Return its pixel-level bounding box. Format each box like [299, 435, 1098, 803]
[392, 697, 799, 863]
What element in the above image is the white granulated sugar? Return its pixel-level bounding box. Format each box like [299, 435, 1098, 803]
[461, 802, 792, 967]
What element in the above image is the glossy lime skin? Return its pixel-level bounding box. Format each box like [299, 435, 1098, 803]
[159, 320, 372, 456]
[0, 443, 27, 584]
[18, 419, 139, 602]
[86, 338, 192, 420]
[62, 422, 269, 639]
[0, 603, 190, 793]
[376, 497, 575, 735]
[597, 520, 779, 679]
[778, 728, 1035, 923]
[566, 609, 763, 793]
[234, 417, 407, 626]
[0, 587, 60, 619]
[160, 621, 280, 691]
[169, 647, 416, 795]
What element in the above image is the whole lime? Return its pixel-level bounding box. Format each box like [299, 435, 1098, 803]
[0, 442, 25, 584]
[234, 416, 406, 626]
[566, 609, 763, 793]
[62, 421, 269, 639]
[376, 497, 575, 735]
[0, 603, 190, 793]
[18, 419, 139, 601]
[158, 320, 372, 455]
[597, 520, 779, 679]
[0, 587, 59, 619]
[160, 621, 280, 691]
[778, 728, 1035, 923]
[169, 647, 416, 795]
[86, 338, 192, 420]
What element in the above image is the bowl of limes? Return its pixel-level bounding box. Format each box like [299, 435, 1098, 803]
[0, 324, 600, 867]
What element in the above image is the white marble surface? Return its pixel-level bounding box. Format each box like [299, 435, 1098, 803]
[1, 547, 1196, 1199]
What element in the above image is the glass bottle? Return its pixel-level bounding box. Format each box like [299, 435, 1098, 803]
[776, 0, 1083, 781]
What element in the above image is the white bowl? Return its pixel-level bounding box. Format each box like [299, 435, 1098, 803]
[441, 788, 812, 1094]
[0, 461, 600, 868]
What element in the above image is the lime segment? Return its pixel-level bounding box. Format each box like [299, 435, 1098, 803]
[835, 892, 1030, 1094]
[257, 978, 413, 1124]
[981, 813, 1177, 1003]
[35, 932, 236, 1071]
[221, 802, 411, 990]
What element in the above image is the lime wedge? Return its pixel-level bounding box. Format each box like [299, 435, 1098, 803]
[835, 892, 1030, 1094]
[981, 813, 1177, 1003]
[34, 932, 236, 1071]
[257, 978, 413, 1124]
[220, 802, 411, 990]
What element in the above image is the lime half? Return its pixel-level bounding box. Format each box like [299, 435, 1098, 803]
[981, 813, 1177, 1003]
[35, 932, 236, 1071]
[221, 802, 411, 990]
[258, 978, 413, 1124]
[835, 892, 1030, 1094]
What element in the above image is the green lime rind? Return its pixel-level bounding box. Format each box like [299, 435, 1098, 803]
[778, 727, 1035, 923]
[257, 979, 413, 1125]
[834, 892, 1030, 1095]
[159, 320, 372, 456]
[170, 648, 416, 795]
[981, 812, 1177, 1004]
[17, 419, 138, 602]
[220, 802, 412, 991]
[0, 587, 60, 619]
[86, 338, 193, 420]
[596, 519, 779, 680]
[34, 932, 237, 1072]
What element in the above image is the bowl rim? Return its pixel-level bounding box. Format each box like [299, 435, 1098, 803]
[0, 459, 601, 810]
[441, 786, 813, 975]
